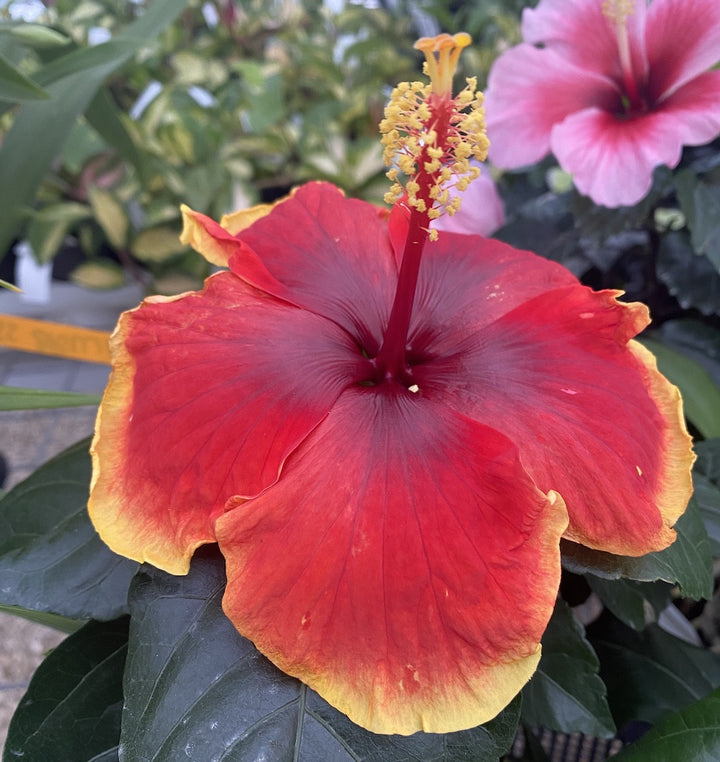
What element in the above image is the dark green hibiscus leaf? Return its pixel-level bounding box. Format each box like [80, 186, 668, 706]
[585, 577, 670, 632]
[4, 618, 127, 762]
[656, 320, 720, 387]
[571, 165, 673, 242]
[657, 231, 720, 317]
[591, 619, 720, 729]
[0, 438, 138, 620]
[675, 170, 720, 272]
[521, 599, 615, 738]
[561, 493, 713, 601]
[642, 336, 720, 439]
[694, 438, 720, 483]
[613, 685, 720, 762]
[121, 548, 520, 762]
[692, 439, 720, 555]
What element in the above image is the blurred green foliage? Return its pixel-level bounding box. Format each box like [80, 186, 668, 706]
[0, 0, 528, 294]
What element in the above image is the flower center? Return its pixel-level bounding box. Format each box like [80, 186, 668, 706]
[602, 0, 645, 113]
[371, 33, 488, 388]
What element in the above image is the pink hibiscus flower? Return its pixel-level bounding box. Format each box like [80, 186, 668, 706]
[433, 162, 505, 236]
[485, 0, 720, 208]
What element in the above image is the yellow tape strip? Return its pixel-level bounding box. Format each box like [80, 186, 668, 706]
[0, 315, 111, 364]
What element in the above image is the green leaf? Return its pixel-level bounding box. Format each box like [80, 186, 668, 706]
[0, 604, 83, 633]
[85, 88, 146, 181]
[0, 278, 21, 292]
[657, 231, 720, 317]
[521, 599, 615, 737]
[0, 0, 189, 259]
[122, 548, 520, 761]
[4, 618, 127, 762]
[694, 438, 720, 483]
[591, 621, 720, 728]
[656, 320, 720, 387]
[614, 686, 720, 762]
[675, 170, 720, 271]
[0, 52, 49, 101]
[26, 201, 92, 264]
[0, 385, 101, 410]
[9, 24, 71, 50]
[70, 260, 127, 291]
[641, 337, 720, 438]
[586, 577, 670, 631]
[131, 225, 186, 263]
[88, 186, 129, 250]
[0, 438, 138, 620]
[562, 493, 713, 600]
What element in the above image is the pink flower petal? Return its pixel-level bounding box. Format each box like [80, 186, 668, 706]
[646, 0, 720, 100]
[522, 0, 648, 85]
[433, 167, 505, 236]
[416, 285, 694, 556]
[486, 44, 619, 169]
[89, 271, 368, 574]
[217, 387, 567, 735]
[657, 70, 720, 148]
[550, 107, 684, 208]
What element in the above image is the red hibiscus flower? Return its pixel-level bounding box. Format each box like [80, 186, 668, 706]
[89, 34, 693, 735]
[485, 0, 720, 208]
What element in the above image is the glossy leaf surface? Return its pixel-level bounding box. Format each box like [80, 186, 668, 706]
[0, 438, 137, 620]
[521, 599, 614, 737]
[4, 618, 127, 762]
[121, 548, 521, 761]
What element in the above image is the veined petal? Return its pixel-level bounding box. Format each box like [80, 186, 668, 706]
[522, 0, 648, 85]
[658, 71, 720, 148]
[89, 271, 366, 575]
[229, 182, 396, 353]
[217, 387, 568, 735]
[550, 106, 685, 208]
[180, 205, 289, 295]
[486, 44, 619, 169]
[646, 0, 720, 100]
[417, 285, 694, 557]
[408, 233, 577, 356]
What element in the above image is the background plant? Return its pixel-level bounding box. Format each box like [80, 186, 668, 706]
[3, 0, 720, 760]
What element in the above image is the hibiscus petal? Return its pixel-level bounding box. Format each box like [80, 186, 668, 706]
[432, 167, 505, 237]
[89, 271, 367, 574]
[417, 285, 694, 556]
[646, 0, 720, 100]
[197, 183, 396, 352]
[658, 71, 720, 148]
[486, 44, 619, 169]
[408, 233, 577, 357]
[217, 387, 567, 735]
[522, 0, 648, 85]
[550, 106, 684, 208]
[180, 205, 289, 295]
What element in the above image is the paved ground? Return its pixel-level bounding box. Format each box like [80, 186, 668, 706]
[0, 280, 143, 753]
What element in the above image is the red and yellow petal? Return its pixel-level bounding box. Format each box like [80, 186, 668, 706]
[418, 284, 693, 556]
[233, 183, 397, 348]
[182, 183, 397, 352]
[89, 271, 366, 575]
[216, 387, 568, 735]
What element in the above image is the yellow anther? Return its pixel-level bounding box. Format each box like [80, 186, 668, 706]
[379, 32, 487, 229]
